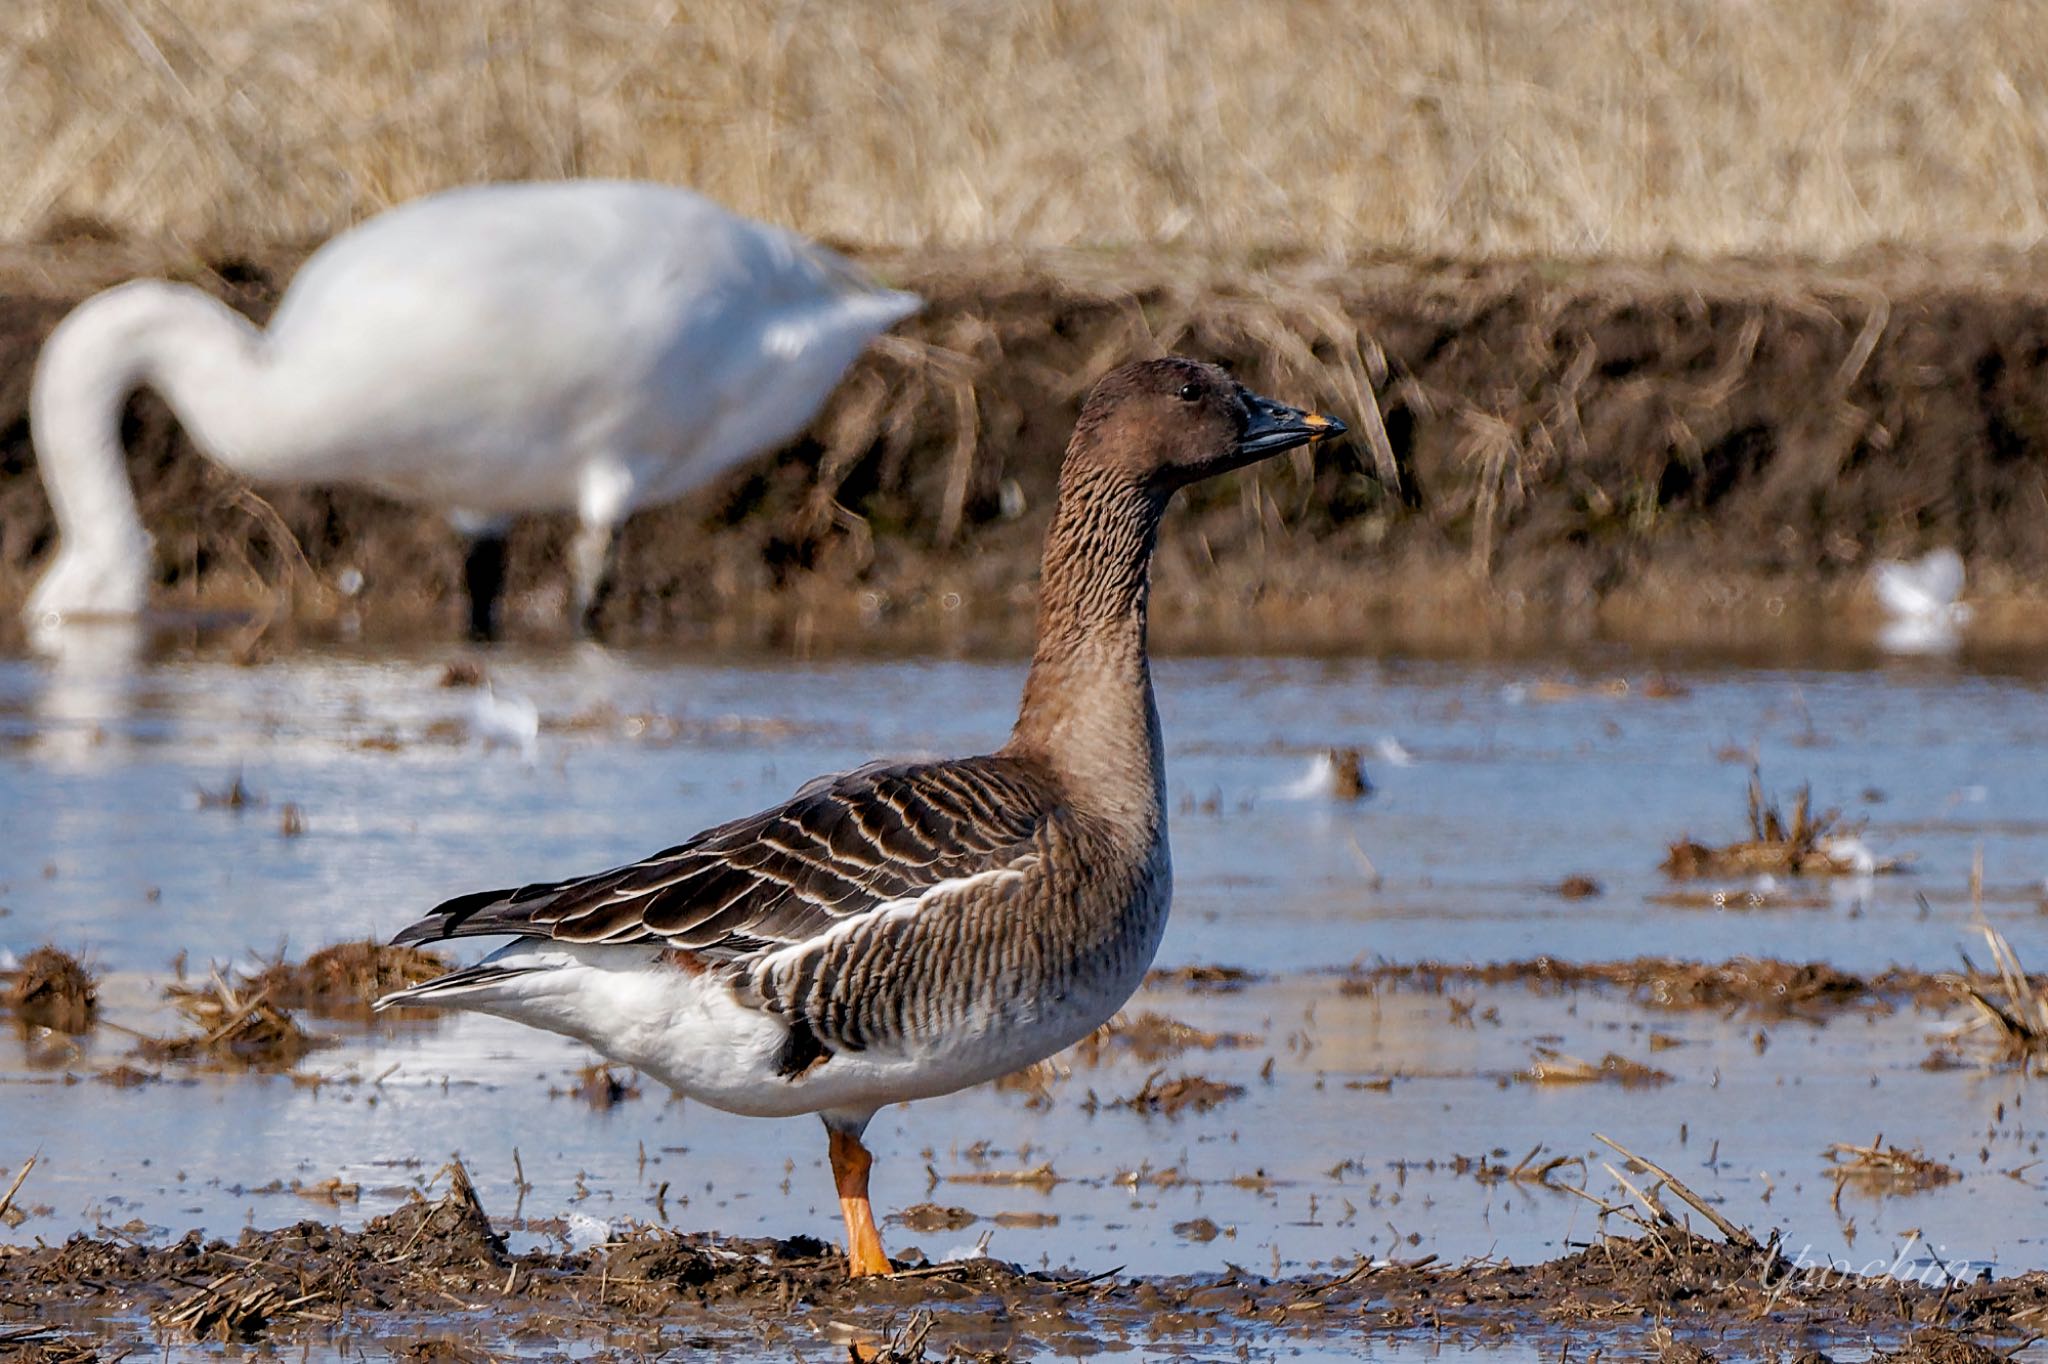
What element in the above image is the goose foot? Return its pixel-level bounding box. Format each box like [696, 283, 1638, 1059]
[827, 1125, 894, 1278]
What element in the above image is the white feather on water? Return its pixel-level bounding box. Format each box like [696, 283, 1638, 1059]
[560, 1212, 616, 1252]
[937, 1230, 996, 1263]
[1267, 751, 1371, 801]
[1872, 548, 1970, 655]
[1818, 834, 1878, 877]
[471, 685, 540, 764]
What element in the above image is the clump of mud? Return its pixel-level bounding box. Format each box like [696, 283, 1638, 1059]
[242, 939, 448, 1018]
[889, 1204, 977, 1234]
[1073, 1010, 1259, 1065]
[1142, 964, 1260, 993]
[1107, 1071, 1245, 1116]
[1324, 747, 1370, 800]
[3, 946, 98, 1033]
[552, 1063, 641, 1108]
[1519, 1048, 1672, 1087]
[1663, 772, 1903, 878]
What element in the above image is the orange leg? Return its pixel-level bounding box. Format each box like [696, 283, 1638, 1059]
[828, 1127, 894, 1277]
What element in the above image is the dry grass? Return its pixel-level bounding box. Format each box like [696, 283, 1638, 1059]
[11, 2, 2048, 257]
[145, 975, 319, 1069]
[1945, 921, 2048, 1070]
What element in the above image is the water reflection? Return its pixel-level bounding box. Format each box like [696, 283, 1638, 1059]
[27, 617, 148, 769]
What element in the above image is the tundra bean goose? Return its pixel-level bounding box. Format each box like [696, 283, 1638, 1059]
[379, 357, 1346, 1275]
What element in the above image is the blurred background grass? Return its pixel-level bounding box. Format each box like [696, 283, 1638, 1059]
[10, 0, 2048, 257]
[9, 0, 2048, 640]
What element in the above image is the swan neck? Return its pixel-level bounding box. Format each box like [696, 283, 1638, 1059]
[28, 282, 262, 616]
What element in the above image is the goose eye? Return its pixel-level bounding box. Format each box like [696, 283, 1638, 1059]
[1177, 382, 1201, 402]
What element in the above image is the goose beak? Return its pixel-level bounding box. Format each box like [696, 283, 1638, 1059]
[1239, 394, 1348, 460]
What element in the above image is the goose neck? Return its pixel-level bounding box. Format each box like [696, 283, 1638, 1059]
[1005, 465, 1167, 826]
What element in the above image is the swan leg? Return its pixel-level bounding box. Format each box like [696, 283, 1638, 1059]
[463, 531, 509, 642]
[568, 520, 619, 636]
[825, 1121, 893, 1278]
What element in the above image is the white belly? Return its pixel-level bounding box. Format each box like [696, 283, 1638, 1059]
[437, 941, 1144, 1121]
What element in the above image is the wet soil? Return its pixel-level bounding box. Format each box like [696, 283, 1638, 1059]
[1340, 955, 2010, 1018]
[7, 241, 2048, 650]
[3, 1168, 2044, 1362]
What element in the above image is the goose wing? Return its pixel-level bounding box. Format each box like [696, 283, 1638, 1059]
[390, 755, 1060, 957]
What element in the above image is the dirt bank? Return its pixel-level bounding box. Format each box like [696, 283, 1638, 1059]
[5, 239, 2048, 653]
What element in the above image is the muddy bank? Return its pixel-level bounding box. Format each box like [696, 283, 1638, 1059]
[3, 1163, 2042, 1361]
[5, 241, 2048, 652]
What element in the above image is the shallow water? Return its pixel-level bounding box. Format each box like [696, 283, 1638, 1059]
[3, 627, 2046, 1306]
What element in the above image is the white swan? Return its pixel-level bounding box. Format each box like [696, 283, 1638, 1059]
[25, 181, 921, 638]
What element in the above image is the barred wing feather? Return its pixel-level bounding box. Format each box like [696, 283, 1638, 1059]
[391, 756, 1060, 957]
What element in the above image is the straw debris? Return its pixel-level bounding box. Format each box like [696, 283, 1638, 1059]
[1344, 956, 1897, 1019]
[144, 977, 321, 1069]
[1824, 1137, 1959, 1208]
[1942, 922, 2048, 1070]
[1143, 965, 1260, 993]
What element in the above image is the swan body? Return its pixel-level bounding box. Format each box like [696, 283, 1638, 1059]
[26, 181, 920, 635]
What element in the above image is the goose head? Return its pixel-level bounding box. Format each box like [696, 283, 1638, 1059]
[1070, 357, 1346, 492]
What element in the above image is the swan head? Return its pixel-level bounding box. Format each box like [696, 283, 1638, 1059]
[24, 533, 152, 631]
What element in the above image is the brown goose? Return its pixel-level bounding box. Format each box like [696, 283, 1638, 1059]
[379, 357, 1346, 1275]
